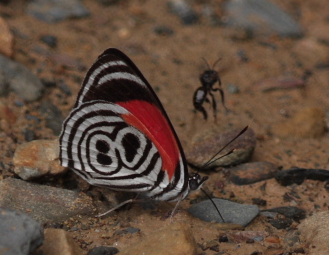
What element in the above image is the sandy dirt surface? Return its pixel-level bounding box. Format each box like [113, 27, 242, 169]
[1, 0, 329, 254]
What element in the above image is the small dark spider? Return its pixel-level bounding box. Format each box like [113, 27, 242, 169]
[193, 58, 226, 120]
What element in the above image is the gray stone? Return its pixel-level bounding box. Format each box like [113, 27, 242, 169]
[0, 178, 95, 224]
[0, 208, 43, 255]
[224, 0, 303, 37]
[0, 54, 43, 102]
[187, 198, 259, 227]
[26, 0, 90, 23]
[40, 101, 64, 136]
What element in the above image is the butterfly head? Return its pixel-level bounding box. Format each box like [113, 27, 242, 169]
[188, 173, 208, 191]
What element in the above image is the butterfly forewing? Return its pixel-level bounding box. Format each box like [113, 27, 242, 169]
[59, 48, 189, 201]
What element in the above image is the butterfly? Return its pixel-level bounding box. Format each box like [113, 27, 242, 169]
[59, 48, 208, 211]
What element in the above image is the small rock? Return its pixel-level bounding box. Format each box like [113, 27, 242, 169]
[88, 246, 119, 255]
[187, 198, 259, 226]
[26, 0, 90, 23]
[40, 34, 58, 48]
[40, 101, 64, 135]
[153, 25, 174, 36]
[0, 70, 9, 97]
[58, 80, 72, 95]
[118, 222, 198, 255]
[36, 229, 84, 255]
[0, 100, 17, 125]
[186, 127, 256, 169]
[201, 239, 219, 252]
[228, 162, 280, 185]
[32, 45, 86, 71]
[97, 0, 120, 6]
[275, 167, 329, 186]
[13, 139, 65, 180]
[0, 16, 14, 57]
[262, 206, 306, 222]
[298, 212, 329, 255]
[224, 0, 303, 37]
[0, 208, 44, 255]
[226, 231, 268, 243]
[0, 178, 95, 224]
[293, 38, 329, 68]
[23, 129, 36, 142]
[254, 76, 305, 92]
[0, 54, 44, 102]
[226, 83, 240, 94]
[252, 198, 267, 206]
[267, 218, 292, 229]
[125, 227, 140, 234]
[168, 0, 198, 25]
[271, 107, 326, 139]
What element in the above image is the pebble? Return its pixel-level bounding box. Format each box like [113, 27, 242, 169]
[226, 83, 240, 94]
[262, 206, 306, 222]
[186, 127, 256, 169]
[298, 211, 329, 255]
[167, 0, 198, 25]
[26, 0, 90, 23]
[98, 0, 120, 6]
[88, 246, 119, 255]
[268, 218, 292, 229]
[228, 162, 280, 185]
[226, 231, 268, 243]
[187, 198, 259, 226]
[23, 129, 36, 142]
[13, 139, 65, 180]
[293, 38, 329, 68]
[118, 222, 198, 255]
[0, 208, 44, 255]
[0, 54, 44, 102]
[254, 76, 305, 92]
[153, 25, 174, 36]
[0, 70, 9, 97]
[275, 167, 329, 186]
[39, 101, 64, 136]
[271, 107, 326, 139]
[224, 0, 303, 37]
[0, 178, 95, 224]
[32, 45, 87, 71]
[201, 239, 219, 252]
[0, 16, 14, 57]
[40, 34, 58, 48]
[36, 228, 84, 255]
[0, 99, 17, 125]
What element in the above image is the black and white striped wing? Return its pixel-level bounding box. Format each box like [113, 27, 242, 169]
[59, 48, 189, 201]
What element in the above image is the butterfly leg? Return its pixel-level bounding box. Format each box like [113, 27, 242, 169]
[169, 194, 184, 222]
[96, 194, 142, 217]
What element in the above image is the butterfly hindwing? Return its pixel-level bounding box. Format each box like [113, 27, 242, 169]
[60, 48, 189, 201]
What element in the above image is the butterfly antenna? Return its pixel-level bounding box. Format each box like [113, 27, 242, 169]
[196, 126, 248, 223]
[201, 188, 225, 222]
[201, 126, 249, 170]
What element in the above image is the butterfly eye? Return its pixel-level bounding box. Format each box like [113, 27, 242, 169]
[188, 173, 208, 191]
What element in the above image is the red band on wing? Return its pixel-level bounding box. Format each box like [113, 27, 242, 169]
[118, 100, 179, 180]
